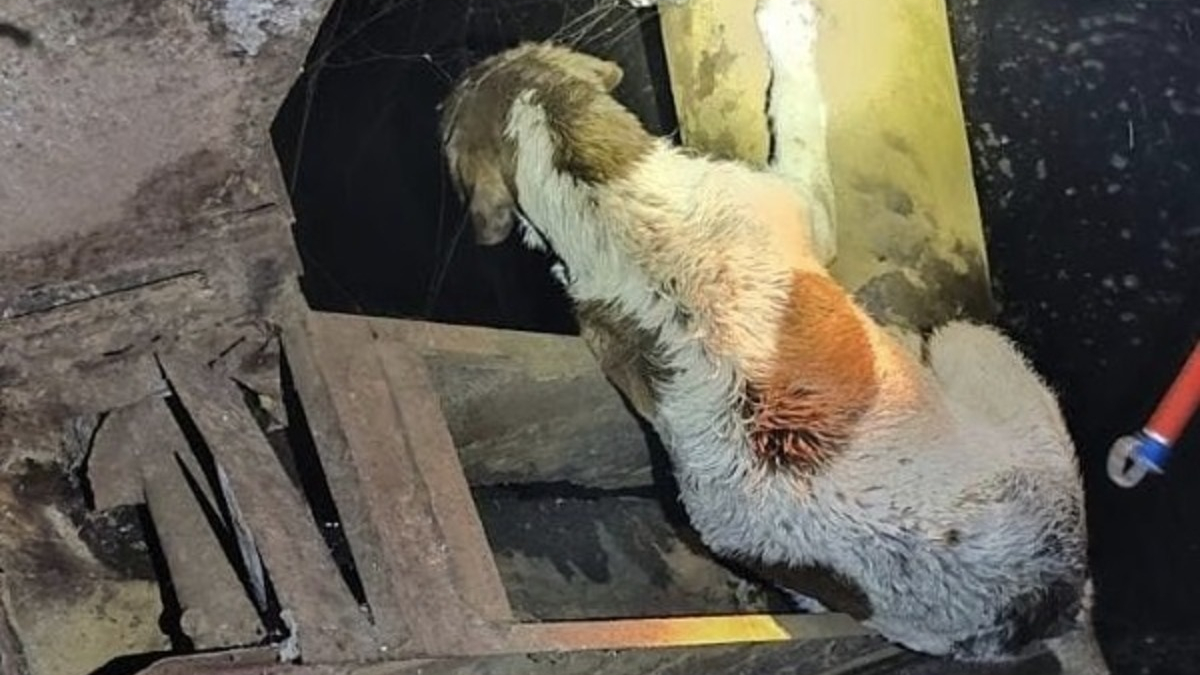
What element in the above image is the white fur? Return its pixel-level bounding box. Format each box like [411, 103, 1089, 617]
[508, 98, 1087, 661]
[625, 0, 836, 262]
[759, 0, 838, 265]
[475, 0, 1097, 664]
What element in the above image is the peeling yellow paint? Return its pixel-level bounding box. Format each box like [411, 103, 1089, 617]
[657, 0, 770, 165]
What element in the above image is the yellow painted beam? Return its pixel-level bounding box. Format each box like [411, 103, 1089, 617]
[818, 0, 993, 327]
[500, 613, 871, 655]
[656, 0, 994, 328]
[656, 0, 770, 166]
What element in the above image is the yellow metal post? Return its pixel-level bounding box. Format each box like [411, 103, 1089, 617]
[656, 0, 771, 166]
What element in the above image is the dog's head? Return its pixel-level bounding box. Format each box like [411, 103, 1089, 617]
[438, 43, 625, 246]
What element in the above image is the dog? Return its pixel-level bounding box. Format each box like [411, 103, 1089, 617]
[438, 0, 1104, 667]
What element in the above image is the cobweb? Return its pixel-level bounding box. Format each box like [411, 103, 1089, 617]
[271, 0, 675, 333]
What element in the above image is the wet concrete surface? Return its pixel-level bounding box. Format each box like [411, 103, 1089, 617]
[946, 2, 1200, 673]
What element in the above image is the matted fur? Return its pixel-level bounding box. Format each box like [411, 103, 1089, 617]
[439, 0, 1098, 666]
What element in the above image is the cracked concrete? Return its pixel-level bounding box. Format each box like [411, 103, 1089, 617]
[0, 0, 330, 672]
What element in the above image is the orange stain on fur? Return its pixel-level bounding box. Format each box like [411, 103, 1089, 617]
[746, 271, 879, 472]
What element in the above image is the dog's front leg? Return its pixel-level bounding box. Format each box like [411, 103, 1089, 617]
[756, 0, 837, 265]
[576, 310, 663, 425]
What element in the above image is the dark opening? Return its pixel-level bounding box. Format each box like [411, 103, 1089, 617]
[271, 0, 675, 332]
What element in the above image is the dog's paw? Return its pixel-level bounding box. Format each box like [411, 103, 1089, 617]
[781, 588, 831, 614]
[756, 0, 820, 65]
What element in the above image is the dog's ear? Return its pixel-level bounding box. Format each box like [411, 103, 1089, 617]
[592, 59, 624, 91]
[468, 175, 517, 245]
[567, 51, 624, 91]
[445, 135, 516, 245]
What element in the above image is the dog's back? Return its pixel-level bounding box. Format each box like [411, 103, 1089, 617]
[439, 39, 1094, 665]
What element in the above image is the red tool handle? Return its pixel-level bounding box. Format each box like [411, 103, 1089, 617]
[1146, 342, 1200, 445]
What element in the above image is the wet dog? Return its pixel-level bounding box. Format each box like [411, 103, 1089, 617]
[439, 0, 1102, 666]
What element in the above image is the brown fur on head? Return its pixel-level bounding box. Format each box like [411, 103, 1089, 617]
[439, 43, 638, 245]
